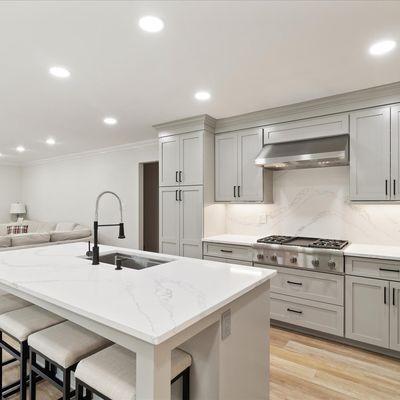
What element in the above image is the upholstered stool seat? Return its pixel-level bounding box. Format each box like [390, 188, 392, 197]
[0, 305, 65, 400]
[0, 294, 30, 315]
[75, 344, 192, 400]
[28, 321, 111, 400]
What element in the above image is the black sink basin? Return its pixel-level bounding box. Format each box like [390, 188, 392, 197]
[98, 252, 168, 270]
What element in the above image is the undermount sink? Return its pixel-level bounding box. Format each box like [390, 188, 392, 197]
[97, 252, 169, 270]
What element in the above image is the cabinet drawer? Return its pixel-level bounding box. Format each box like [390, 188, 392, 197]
[263, 113, 349, 144]
[203, 242, 253, 262]
[346, 257, 400, 281]
[269, 266, 344, 306]
[271, 293, 344, 337]
[203, 255, 253, 266]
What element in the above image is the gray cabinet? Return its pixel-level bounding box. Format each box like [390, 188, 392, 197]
[159, 132, 203, 187]
[391, 105, 400, 201]
[263, 113, 349, 144]
[390, 281, 400, 351]
[215, 133, 237, 201]
[349, 106, 393, 200]
[345, 275, 390, 348]
[215, 129, 272, 202]
[159, 186, 203, 259]
[159, 187, 180, 256]
[179, 186, 203, 259]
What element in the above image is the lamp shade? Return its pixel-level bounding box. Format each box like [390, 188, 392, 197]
[10, 203, 26, 215]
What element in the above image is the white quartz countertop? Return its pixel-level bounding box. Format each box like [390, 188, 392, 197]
[0, 243, 275, 345]
[344, 243, 400, 261]
[202, 234, 259, 246]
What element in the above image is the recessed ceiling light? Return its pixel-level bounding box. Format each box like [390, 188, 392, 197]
[194, 91, 211, 101]
[369, 40, 397, 56]
[103, 117, 118, 126]
[49, 66, 71, 78]
[139, 16, 164, 33]
[16, 146, 25, 153]
[46, 138, 56, 146]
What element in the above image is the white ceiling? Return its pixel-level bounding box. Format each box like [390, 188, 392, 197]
[1, 0, 400, 163]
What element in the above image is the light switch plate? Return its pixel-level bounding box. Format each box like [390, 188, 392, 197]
[221, 309, 231, 340]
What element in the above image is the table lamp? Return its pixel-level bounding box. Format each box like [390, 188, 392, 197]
[10, 203, 26, 221]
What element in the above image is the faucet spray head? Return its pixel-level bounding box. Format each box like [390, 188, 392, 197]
[118, 223, 125, 239]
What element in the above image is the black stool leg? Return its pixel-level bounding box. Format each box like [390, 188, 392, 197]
[29, 349, 37, 400]
[19, 341, 28, 400]
[76, 380, 84, 400]
[182, 367, 190, 400]
[62, 369, 71, 400]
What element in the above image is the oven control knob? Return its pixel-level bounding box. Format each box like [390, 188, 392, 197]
[328, 260, 336, 269]
[270, 254, 277, 262]
[311, 259, 320, 267]
[290, 257, 297, 264]
[257, 253, 264, 260]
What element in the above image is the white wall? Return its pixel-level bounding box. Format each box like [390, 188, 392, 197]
[225, 166, 400, 246]
[0, 165, 22, 222]
[21, 142, 158, 249]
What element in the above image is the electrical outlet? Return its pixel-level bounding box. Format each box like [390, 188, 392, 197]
[221, 309, 231, 340]
[258, 214, 268, 224]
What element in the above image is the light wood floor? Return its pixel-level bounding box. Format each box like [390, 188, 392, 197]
[2, 327, 400, 399]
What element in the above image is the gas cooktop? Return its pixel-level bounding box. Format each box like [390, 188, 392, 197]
[256, 235, 348, 250]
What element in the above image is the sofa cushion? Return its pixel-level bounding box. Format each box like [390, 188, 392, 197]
[11, 233, 50, 247]
[50, 229, 91, 242]
[55, 222, 77, 232]
[0, 236, 11, 248]
[24, 220, 56, 233]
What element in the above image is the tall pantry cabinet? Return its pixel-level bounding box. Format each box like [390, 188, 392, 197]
[155, 115, 216, 259]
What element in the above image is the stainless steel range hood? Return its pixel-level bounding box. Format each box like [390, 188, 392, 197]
[255, 134, 349, 170]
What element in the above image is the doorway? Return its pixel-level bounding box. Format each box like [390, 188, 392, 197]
[139, 162, 159, 252]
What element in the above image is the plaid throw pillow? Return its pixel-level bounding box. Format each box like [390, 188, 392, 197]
[6, 225, 28, 235]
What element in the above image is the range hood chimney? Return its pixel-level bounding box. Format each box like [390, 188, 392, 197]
[255, 135, 349, 170]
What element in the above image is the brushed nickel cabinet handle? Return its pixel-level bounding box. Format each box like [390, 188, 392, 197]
[238, 186, 241, 198]
[175, 171, 179, 183]
[233, 186, 236, 198]
[287, 308, 303, 314]
[179, 171, 182, 183]
[385, 179, 388, 196]
[394, 179, 396, 196]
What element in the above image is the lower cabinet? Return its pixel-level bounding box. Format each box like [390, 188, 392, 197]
[271, 293, 344, 337]
[159, 186, 203, 258]
[203, 255, 252, 266]
[345, 275, 400, 349]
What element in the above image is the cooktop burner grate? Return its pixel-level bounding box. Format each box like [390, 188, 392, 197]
[256, 235, 349, 250]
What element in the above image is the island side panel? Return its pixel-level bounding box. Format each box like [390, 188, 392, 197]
[180, 281, 270, 400]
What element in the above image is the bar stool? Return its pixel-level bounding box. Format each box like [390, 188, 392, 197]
[28, 320, 111, 400]
[0, 294, 31, 396]
[75, 344, 192, 400]
[0, 305, 65, 400]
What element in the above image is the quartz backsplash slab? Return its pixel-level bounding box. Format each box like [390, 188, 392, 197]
[225, 166, 400, 246]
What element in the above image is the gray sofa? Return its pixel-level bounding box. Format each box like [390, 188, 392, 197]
[0, 220, 91, 251]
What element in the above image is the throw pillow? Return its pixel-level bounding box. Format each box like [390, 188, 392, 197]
[7, 225, 28, 235]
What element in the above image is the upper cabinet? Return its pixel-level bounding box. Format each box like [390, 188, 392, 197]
[349, 106, 394, 201]
[159, 131, 203, 187]
[263, 113, 349, 144]
[215, 128, 272, 203]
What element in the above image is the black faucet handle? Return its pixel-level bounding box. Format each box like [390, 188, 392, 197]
[118, 223, 125, 239]
[86, 241, 93, 258]
[115, 257, 123, 270]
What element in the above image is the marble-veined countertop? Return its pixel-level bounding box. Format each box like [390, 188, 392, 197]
[0, 242, 275, 344]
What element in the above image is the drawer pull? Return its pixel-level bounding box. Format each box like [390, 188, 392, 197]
[287, 280, 302, 286]
[394, 288, 396, 307]
[220, 249, 233, 253]
[379, 267, 400, 273]
[384, 286, 387, 305]
[287, 308, 303, 314]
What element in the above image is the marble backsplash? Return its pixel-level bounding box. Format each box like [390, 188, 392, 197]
[226, 166, 400, 245]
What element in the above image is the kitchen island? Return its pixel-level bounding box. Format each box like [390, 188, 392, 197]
[0, 242, 275, 400]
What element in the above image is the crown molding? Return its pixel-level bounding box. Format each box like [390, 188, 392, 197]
[153, 114, 216, 137]
[22, 139, 158, 167]
[215, 81, 400, 133]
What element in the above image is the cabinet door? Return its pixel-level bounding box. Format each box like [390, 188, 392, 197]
[391, 105, 400, 201]
[179, 132, 203, 186]
[159, 136, 180, 187]
[179, 186, 203, 259]
[345, 276, 389, 348]
[159, 187, 180, 256]
[215, 133, 238, 201]
[237, 129, 264, 201]
[350, 107, 391, 200]
[390, 281, 400, 351]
